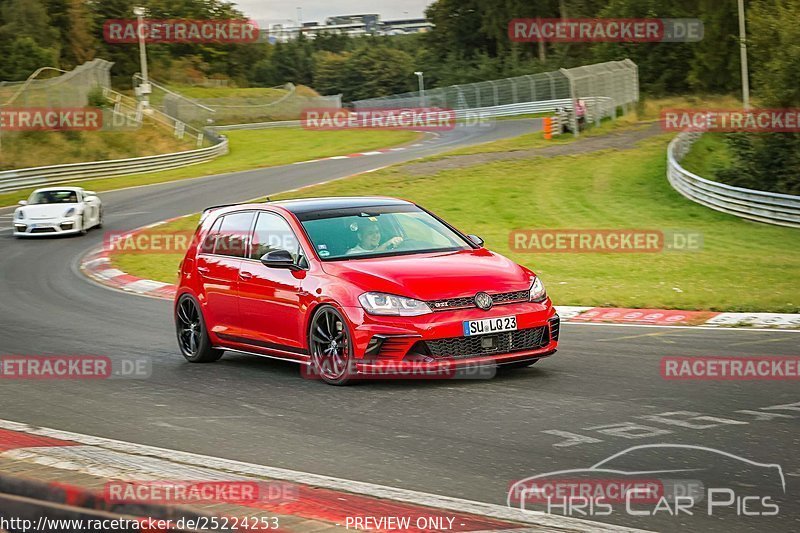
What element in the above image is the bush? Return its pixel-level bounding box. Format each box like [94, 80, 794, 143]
[86, 86, 109, 108]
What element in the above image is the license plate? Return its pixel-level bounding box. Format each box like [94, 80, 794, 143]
[463, 316, 517, 336]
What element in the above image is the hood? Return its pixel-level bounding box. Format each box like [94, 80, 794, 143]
[321, 248, 533, 300]
[17, 203, 77, 219]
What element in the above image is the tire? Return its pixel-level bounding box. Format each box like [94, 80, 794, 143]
[499, 359, 540, 371]
[96, 207, 104, 229]
[175, 294, 223, 363]
[79, 214, 88, 235]
[308, 305, 354, 385]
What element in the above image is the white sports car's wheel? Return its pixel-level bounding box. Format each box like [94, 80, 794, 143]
[79, 214, 88, 235]
[96, 207, 104, 229]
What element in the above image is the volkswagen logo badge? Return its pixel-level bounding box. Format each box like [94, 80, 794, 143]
[474, 292, 493, 311]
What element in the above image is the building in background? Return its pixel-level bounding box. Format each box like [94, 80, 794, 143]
[262, 14, 433, 43]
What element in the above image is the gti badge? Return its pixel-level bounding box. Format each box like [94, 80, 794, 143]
[474, 292, 493, 311]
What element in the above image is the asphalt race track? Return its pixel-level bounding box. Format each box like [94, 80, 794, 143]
[1, 120, 798, 532]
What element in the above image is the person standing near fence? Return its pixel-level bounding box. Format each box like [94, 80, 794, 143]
[575, 99, 587, 131]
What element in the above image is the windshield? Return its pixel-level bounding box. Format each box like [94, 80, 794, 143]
[28, 190, 78, 205]
[298, 205, 472, 260]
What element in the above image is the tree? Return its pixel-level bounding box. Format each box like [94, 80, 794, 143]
[0, 0, 60, 80]
[717, 0, 800, 195]
[64, 0, 97, 67]
[312, 51, 350, 96]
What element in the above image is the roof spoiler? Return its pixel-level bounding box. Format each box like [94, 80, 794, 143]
[199, 203, 238, 224]
[198, 198, 273, 224]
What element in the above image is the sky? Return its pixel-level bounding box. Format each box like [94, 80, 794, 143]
[232, 0, 434, 26]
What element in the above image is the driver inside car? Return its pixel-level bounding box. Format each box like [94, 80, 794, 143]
[346, 220, 403, 255]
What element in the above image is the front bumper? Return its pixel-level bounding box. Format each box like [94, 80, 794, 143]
[340, 299, 559, 375]
[13, 216, 80, 236]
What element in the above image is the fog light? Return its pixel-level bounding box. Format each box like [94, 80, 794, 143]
[14, 224, 26, 232]
[60, 222, 74, 230]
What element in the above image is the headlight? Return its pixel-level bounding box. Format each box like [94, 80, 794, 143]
[358, 292, 432, 316]
[529, 276, 547, 302]
[16, 210, 24, 220]
[64, 207, 76, 217]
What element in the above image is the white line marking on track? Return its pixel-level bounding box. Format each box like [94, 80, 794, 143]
[0, 419, 648, 533]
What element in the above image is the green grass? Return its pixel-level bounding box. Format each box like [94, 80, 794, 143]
[111, 133, 799, 312]
[166, 86, 289, 99]
[679, 133, 733, 180]
[0, 124, 195, 171]
[111, 215, 200, 284]
[423, 116, 643, 161]
[269, 135, 797, 312]
[0, 128, 420, 207]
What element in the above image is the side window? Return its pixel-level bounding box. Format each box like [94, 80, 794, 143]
[199, 217, 223, 254]
[215, 211, 255, 258]
[250, 212, 301, 261]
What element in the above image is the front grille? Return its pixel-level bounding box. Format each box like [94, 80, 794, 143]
[428, 290, 530, 311]
[30, 227, 57, 233]
[419, 326, 550, 360]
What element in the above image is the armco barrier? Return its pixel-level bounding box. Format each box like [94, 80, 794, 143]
[0, 134, 228, 193]
[667, 131, 800, 228]
[214, 97, 614, 132]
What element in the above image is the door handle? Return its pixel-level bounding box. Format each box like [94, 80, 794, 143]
[239, 271, 253, 280]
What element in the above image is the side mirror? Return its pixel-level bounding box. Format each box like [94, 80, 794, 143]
[467, 234, 484, 247]
[18, 200, 27, 206]
[260, 249, 299, 270]
[83, 190, 96, 197]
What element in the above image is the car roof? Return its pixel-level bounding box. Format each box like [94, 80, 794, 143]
[265, 196, 413, 215]
[33, 187, 83, 193]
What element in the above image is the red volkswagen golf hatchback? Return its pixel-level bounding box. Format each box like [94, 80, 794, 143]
[175, 197, 559, 384]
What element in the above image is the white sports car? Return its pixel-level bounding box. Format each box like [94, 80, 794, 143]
[13, 187, 103, 237]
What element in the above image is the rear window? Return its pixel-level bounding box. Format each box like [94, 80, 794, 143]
[201, 212, 254, 258]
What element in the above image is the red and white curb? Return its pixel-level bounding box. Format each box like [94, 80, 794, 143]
[556, 306, 800, 329]
[80, 216, 186, 299]
[292, 147, 407, 165]
[79, 242, 800, 330]
[290, 133, 441, 165]
[0, 420, 646, 533]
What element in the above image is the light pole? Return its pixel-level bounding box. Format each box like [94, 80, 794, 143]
[737, 0, 750, 110]
[133, 6, 151, 110]
[414, 71, 425, 107]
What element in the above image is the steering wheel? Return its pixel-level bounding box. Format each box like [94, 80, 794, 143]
[392, 238, 427, 251]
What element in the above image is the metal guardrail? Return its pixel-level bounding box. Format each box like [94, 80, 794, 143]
[213, 97, 615, 131]
[667, 131, 800, 228]
[214, 120, 300, 131]
[0, 135, 228, 193]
